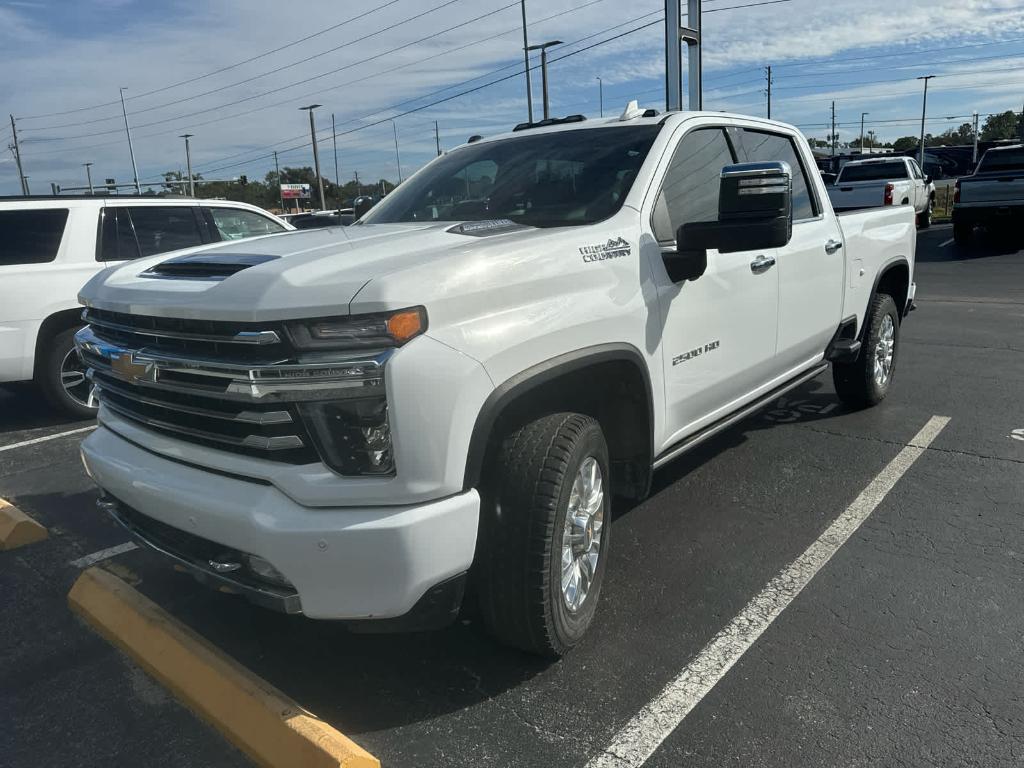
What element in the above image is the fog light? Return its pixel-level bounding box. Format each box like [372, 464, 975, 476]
[299, 397, 395, 476]
[246, 555, 293, 588]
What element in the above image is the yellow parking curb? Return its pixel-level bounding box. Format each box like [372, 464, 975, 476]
[69, 567, 380, 768]
[0, 497, 48, 551]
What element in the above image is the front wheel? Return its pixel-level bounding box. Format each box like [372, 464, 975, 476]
[477, 413, 611, 657]
[833, 294, 900, 409]
[36, 327, 97, 419]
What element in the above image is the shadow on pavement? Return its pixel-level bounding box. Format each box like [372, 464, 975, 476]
[0, 383, 93, 434]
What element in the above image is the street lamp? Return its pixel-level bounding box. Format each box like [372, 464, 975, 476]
[860, 112, 869, 153]
[299, 104, 327, 211]
[179, 134, 194, 197]
[597, 77, 603, 117]
[82, 162, 94, 195]
[391, 120, 403, 184]
[526, 40, 563, 120]
[917, 75, 936, 170]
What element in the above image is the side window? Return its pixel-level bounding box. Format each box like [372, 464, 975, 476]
[126, 206, 204, 257]
[909, 160, 923, 180]
[98, 208, 142, 262]
[0, 209, 68, 266]
[652, 127, 734, 243]
[737, 129, 819, 220]
[209, 207, 286, 241]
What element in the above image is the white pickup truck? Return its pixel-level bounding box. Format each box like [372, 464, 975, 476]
[75, 105, 916, 656]
[827, 156, 935, 228]
[952, 144, 1024, 244]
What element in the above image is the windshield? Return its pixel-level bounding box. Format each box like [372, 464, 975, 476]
[362, 125, 660, 228]
[838, 161, 908, 182]
[978, 148, 1024, 173]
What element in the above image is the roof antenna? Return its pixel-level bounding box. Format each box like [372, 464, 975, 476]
[619, 100, 645, 121]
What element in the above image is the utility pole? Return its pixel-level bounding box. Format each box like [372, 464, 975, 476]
[972, 111, 979, 165]
[860, 112, 869, 153]
[119, 88, 141, 194]
[765, 65, 772, 119]
[299, 104, 326, 211]
[831, 101, 836, 158]
[392, 120, 403, 184]
[520, 0, 534, 123]
[597, 77, 603, 117]
[917, 75, 935, 170]
[83, 162, 94, 194]
[9, 114, 27, 195]
[353, 170, 361, 197]
[666, 0, 702, 111]
[179, 134, 195, 197]
[273, 150, 283, 211]
[331, 112, 340, 208]
[434, 120, 442, 156]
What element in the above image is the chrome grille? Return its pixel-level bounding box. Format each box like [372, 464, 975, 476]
[77, 312, 391, 466]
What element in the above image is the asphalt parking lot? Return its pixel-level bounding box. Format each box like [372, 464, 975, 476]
[2, 222, 1023, 768]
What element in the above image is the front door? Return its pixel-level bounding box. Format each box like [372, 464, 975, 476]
[647, 126, 781, 452]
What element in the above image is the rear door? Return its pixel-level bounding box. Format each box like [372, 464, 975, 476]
[734, 127, 843, 371]
[648, 124, 780, 449]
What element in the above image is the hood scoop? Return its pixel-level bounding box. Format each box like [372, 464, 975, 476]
[142, 252, 280, 281]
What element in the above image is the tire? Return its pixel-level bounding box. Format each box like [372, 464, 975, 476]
[917, 199, 932, 229]
[953, 221, 972, 246]
[832, 294, 900, 410]
[477, 412, 611, 657]
[35, 326, 96, 420]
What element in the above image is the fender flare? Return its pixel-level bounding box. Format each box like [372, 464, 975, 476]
[462, 342, 654, 491]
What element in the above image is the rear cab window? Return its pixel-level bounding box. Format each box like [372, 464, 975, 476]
[838, 162, 910, 183]
[0, 208, 69, 266]
[978, 148, 1024, 173]
[735, 129, 820, 220]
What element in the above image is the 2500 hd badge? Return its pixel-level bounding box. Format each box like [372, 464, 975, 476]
[673, 340, 721, 366]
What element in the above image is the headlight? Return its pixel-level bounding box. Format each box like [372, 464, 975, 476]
[298, 397, 395, 476]
[286, 307, 426, 351]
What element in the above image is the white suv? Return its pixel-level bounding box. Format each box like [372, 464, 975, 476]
[0, 196, 292, 417]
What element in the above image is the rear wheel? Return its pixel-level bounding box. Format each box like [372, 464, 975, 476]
[36, 327, 96, 419]
[833, 294, 900, 409]
[917, 199, 933, 229]
[953, 221, 972, 246]
[477, 413, 610, 657]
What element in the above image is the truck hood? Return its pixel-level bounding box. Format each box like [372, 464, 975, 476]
[78, 220, 573, 321]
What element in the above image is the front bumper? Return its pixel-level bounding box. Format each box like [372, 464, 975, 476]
[81, 425, 480, 620]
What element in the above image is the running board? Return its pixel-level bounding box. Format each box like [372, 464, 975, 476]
[652, 363, 829, 470]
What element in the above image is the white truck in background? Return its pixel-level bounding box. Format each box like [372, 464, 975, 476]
[827, 155, 935, 228]
[75, 105, 916, 656]
[953, 144, 1024, 245]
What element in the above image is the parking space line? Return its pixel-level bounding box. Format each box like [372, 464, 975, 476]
[939, 238, 954, 247]
[70, 541, 138, 568]
[69, 567, 380, 768]
[586, 415, 951, 768]
[0, 426, 96, 453]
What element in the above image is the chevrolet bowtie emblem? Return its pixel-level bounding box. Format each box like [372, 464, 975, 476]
[111, 352, 155, 383]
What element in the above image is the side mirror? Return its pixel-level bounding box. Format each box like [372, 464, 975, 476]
[925, 175, 932, 184]
[675, 162, 793, 271]
[353, 196, 375, 219]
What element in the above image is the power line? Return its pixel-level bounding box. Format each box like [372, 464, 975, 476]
[16, 0, 409, 121]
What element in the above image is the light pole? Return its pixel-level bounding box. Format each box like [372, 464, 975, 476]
[119, 88, 141, 193]
[917, 75, 935, 170]
[331, 112, 340, 208]
[83, 162, 94, 195]
[299, 104, 326, 211]
[273, 150, 283, 211]
[597, 77, 603, 117]
[520, 0, 534, 123]
[179, 134, 195, 197]
[391, 120, 403, 184]
[526, 40, 562, 120]
[860, 112, 869, 153]
[972, 111, 980, 165]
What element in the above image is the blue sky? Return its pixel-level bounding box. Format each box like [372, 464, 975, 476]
[2, 0, 1023, 195]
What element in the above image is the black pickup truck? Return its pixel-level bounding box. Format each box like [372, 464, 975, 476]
[953, 144, 1024, 244]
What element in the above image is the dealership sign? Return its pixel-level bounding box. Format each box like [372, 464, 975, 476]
[280, 183, 311, 199]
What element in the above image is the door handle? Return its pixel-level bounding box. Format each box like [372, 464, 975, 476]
[749, 255, 776, 273]
[825, 239, 843, 254]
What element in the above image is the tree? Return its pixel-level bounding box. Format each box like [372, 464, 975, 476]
[892, 136, 918, 152]
[981, 110, 1019, 141]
